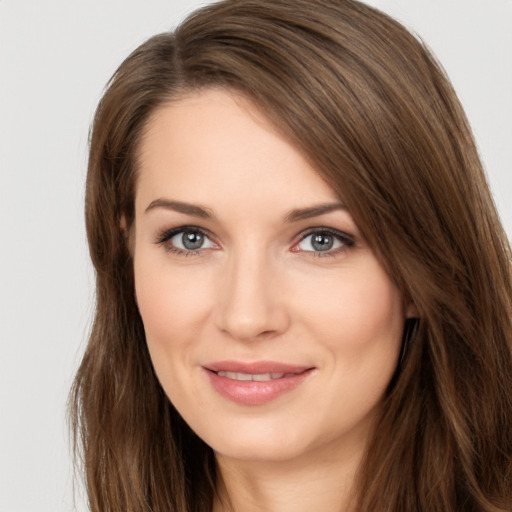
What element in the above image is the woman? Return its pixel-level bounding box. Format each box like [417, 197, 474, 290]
[70, 0, 512, 510]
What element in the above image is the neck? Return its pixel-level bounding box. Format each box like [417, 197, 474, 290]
[212, 437, 364, 512]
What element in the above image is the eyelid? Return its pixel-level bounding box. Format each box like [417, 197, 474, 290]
[155, 225, 219, 255]
[155, 225, 354, 257]
[156, 225, 207, 243]
[291, 227, 355, 254]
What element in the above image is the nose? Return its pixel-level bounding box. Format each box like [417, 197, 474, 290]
[214, 250, 290, 341]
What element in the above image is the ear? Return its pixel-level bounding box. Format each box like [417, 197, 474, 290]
[120, 214, 128, 236]
[405, 301, 419, 319]
[120, 214, 135, 255]
[120, 215, 138, 306]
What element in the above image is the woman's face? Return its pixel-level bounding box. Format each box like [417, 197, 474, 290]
[133, 89, 411, 464]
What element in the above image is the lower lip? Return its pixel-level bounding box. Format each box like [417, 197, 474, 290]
[204, 368, 314, 406]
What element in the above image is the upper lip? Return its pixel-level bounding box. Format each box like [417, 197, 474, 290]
[204, 360, 313, 374]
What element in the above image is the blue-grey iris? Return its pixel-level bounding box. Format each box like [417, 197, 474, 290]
[182, 231, 204, 250]
[312, 233, 334, 251]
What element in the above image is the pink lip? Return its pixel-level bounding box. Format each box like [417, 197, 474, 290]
[203, 360, 315, 406]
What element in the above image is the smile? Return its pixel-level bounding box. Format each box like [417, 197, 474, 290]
[216, 371, 295, 381]
[203, 361, 315, 406]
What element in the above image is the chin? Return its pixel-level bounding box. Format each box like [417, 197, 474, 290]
[214, 438, 308, 463]
[194, 418, 311, 463]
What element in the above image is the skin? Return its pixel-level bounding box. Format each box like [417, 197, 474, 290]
[133, 89, 414, 512]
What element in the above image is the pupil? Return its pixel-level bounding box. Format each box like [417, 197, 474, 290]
[182, 231, 204, 250]
[312, 233, 333, 251]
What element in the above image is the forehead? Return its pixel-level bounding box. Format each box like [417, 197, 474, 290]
[135, 89, 340, 215]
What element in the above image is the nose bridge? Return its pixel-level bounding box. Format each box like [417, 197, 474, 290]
[215, 242, 286, 340]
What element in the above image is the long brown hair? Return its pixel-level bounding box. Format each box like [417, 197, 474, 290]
[70, 0, 512, 510]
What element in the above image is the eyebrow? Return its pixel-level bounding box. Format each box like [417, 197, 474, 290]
[283, 202, 347, 223]
[144, 198, 346, 222]
[145, 199, 214, 218]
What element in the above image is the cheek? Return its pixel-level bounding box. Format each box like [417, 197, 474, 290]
[133, 255, 213, 369]
[133, 260, 216, 418]
[288, 263, 405, 438]
[134, 262, 170, 343]
[294, 262, 405, 362]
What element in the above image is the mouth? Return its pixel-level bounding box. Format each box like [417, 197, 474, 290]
[203, 361, 315, 406]
[214, 371, 300, 381]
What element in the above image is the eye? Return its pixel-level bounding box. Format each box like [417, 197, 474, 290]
[293, 229, 354, 255]
[171, 230, 213, 250]
[157, 227, 217, 254]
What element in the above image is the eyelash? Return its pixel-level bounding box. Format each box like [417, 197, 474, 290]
[155, 226, 355, 258]
[294, 228, 355, 258]
[156, 226, 215, 256]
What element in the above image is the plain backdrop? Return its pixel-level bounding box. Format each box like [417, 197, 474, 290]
[0, 1, 510, 510]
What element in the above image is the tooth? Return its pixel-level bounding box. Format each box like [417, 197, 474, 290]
[216, 371, 290, 381]
[253, 373, 272, 381]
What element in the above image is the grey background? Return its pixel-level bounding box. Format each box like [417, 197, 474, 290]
[1, 1, 510, 510]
